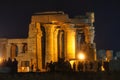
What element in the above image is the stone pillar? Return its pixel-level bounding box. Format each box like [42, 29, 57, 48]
[28, 22, 36, 38]
[63, 23, 76, 60]
[53, 29, 59, 62]
[86, 12, 95, 26]
[44, 24, 55, 64]
[6, 44, 11, 60]
[94, 45, 97, 61]
[17, 43, 23, 53]
[59, 31, 64, 58]
[84, 26, 95, 44]
[84, 26, 96, 61]
[36, 22, 43, 71]
[77, 33, 81, 53]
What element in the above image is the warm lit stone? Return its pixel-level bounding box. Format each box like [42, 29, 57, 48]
[0, 11, 96, 72]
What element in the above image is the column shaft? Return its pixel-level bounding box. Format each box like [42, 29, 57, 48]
[53, 29, 59, 62]
[44, 24, 55, 63]
[36, 22, 42, 71]
[59, 31, 63, 58]
[17, 43, 23, 53]
[65, 29, 76, 60]
[6, 44, 11, 59]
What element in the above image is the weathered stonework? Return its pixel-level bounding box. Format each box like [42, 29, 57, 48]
[0, 11, 96, 72]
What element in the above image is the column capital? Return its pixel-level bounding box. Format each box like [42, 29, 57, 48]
[43, 24, 58, 28]
[43, 24, 58, 34]
[6, 43, 11, 47]
[17, 43, 23, 46]
[43, 24, 59, 63]
[62, 23, 75, 29]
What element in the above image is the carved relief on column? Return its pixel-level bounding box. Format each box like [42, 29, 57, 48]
[43, 24, 56, 63]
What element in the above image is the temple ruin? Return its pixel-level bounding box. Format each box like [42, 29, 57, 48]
[0, 11, 96, 72]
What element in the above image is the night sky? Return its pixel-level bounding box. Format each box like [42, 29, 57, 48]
[0, 0, 120, 52]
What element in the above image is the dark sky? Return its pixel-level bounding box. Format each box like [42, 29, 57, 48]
[0, 0, 120, 51]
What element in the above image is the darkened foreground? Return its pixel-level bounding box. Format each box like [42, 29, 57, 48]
[0, 72, 120, 80]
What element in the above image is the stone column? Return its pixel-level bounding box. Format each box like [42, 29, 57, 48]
[84, 26, 96, 61]
[44, 24, 55, 64]
[63, 23, 76, 60]
[6, 44, 11, 60]
[53, 29, 59, 62]
[84, 26, 95, 44]
[77, 33, 81, 53]
[36, 22, 43, 71]
[2, 44, 7, 59]
[86, 12, 95, 26]
[17, 43, 23, 53]
[59, 31, 64, 58]
[65, 29, 76, 60]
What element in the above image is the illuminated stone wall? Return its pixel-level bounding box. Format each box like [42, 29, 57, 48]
[0, 11, 96, 72]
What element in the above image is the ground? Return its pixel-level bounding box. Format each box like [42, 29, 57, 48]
[0, 72, 120, 80]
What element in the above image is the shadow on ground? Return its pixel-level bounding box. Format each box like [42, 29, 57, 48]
[0, 71, 119, 80]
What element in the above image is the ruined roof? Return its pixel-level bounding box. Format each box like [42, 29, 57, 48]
[34, 11, 65, 15]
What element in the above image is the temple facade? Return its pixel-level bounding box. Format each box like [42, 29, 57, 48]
[0, 11, 96, 72]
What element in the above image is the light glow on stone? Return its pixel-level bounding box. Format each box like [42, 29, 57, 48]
[0, 57, 2, 63]
[78, 53, 85, 60]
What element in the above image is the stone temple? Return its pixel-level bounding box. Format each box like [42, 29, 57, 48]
[0, 11, 96, 72]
